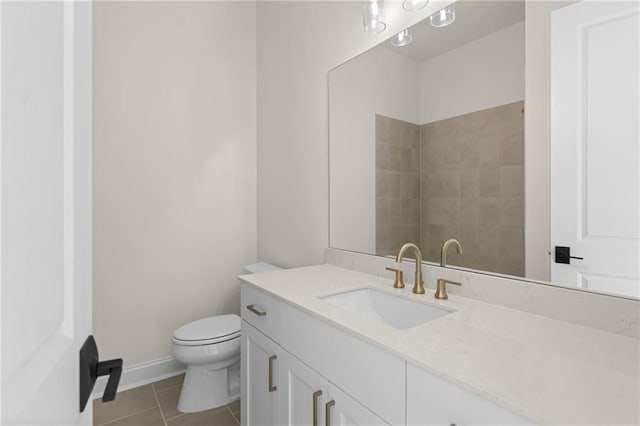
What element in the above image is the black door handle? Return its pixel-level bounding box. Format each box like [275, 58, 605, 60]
[555, 246, 584, 264]
[79, 335, 123, 412]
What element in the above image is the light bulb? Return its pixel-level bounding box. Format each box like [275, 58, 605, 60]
[402, 0, 429, 12]
[391, 29, 413, 47]
[363, 0, 387, 34]
[430, 3, 455, 28]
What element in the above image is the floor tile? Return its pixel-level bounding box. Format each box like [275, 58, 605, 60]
[166, 406, 238, 426]
[102, 407, 164, 426]
[156, 386, 182, 420]
[153, 374, 185, 393]
[226, 399, 240, 414]
[94, 385, 157, 426]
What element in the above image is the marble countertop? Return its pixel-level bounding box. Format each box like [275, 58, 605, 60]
[239, 264, 639, 425]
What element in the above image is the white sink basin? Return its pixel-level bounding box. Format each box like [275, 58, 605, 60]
[320, 288, 451, 330]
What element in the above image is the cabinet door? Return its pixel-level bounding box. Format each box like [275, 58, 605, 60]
[281, 352, 328, 426]
[407, 363, 531, 425]
[242, 321, 281, 426]
[326, 384, 390, 426]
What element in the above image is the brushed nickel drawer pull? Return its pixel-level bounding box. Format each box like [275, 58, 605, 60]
[325, 400, 335, 426]
[268, 355, 277, 392]
[246, 304, 267, 317]
[312, 390, 323, 426]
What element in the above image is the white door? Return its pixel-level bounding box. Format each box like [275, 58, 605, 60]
[325, 384, 389, 426]
[550, 1, 640, 297]
[1, 1, 93, 424]
[241, 321, 281, 426]
[281, 352, 327, 426]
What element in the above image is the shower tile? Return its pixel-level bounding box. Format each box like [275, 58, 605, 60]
[499, 226, 525, 261]
[461, 168, 479, 199]
[500, 197, 524, 226]
[479, 167, 500, 197]
[376, 197, 391, 226]
[375, 171, 390, 197]
[375, 144, 389, 170]
[460, 198, 479, 225]
[441, 171, 461, 197]
[428, 198, 460, 225]
[500, 165, 524, 197]
[375, 114, 392, 143]
[501, 133, 524, 166]
[478, 198, 500, 226]
[388, 146, 404, 171]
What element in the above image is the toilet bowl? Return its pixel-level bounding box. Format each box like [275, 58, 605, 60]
[171, 314, 241, 413]
[171, 262, 281, 413]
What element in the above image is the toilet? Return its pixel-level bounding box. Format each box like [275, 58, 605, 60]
[171, 262, 281, 413]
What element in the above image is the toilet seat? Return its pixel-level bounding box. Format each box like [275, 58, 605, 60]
[172, 314, 240, 347]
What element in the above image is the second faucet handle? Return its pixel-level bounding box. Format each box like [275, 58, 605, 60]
[384, 267, 404, 288]
[385, 267, 405, 289]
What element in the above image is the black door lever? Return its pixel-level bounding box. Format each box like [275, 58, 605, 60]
[555, 246, 584, 264]
[79, 335, 123, 412]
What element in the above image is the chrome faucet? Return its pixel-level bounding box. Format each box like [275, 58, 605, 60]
[395, 243, 425, 294]
[440, 238, 462, 267]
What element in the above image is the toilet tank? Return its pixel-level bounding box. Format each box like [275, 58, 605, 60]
[243, 262, 281, 274]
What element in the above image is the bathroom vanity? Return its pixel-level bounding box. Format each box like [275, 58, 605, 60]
[239, 265, 639, 425]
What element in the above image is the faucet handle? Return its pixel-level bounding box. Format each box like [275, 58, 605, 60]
[434, 278, 461, 300]
[385, 267, 405, 289]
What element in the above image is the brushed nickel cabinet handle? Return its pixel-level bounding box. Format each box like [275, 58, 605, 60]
[246, 304, 267, 317]
[268, 355, 277, 392]
[312, 390, 322, 426]
[325, 400, 335, 426]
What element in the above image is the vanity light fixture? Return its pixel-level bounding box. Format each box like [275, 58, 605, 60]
[430, 3, 456, 27]
[402, 0, 429, 11]
[363, 0, 386, 34]
[391, 29, 413, 47]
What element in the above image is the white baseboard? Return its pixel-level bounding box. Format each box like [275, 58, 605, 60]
[92, 356, 185, 400]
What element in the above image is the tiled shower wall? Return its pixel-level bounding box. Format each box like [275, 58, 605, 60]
[375, 101, 525, 276]
[420, 101, 525, 276]
[375, 115, 421, 256]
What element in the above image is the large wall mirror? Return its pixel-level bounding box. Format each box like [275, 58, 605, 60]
[329, 0, 639, 299]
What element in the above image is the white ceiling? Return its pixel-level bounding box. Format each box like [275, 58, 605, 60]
[382, 0, 525, 63]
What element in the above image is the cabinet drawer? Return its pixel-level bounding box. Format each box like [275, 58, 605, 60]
[241, 283, 283, 342]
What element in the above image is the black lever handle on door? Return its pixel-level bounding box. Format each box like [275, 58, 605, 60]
[554, 246, 584, 264]
[79, 335, 123, 412]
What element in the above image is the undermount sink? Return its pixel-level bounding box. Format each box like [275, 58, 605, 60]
[320, 288, 452, 330]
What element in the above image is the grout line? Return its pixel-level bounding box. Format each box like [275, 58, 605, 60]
[152, 383, 169, 426]
[164, 412, 186, 422]
[154, 383, 183, 395]
[231, 410, 240, 425]
[225, 405, 234, 416]
[99, 407, 159, 426]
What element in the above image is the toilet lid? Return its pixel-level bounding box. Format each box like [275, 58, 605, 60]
[173, 314, 240, 344]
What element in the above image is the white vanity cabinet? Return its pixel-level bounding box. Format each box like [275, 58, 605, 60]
[242, 322, 281, 426]
[406, 364, 530, 425]
[326, 383, 389, 426]
[241, 282, 532, 426]
[281, 351, 388, 426]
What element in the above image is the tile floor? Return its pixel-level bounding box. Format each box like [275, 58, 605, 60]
[93, 374, 240, 426]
